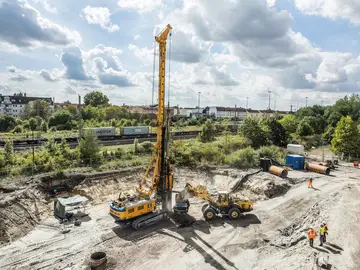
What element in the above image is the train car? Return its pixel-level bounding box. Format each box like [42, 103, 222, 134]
[120, 126, 150, 136]
[84, 127, 116, 137]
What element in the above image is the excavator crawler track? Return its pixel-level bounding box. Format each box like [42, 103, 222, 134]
[131, 211, 168, 230]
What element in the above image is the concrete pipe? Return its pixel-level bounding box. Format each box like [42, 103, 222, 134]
[306, 163, 330, 175]
[90, 252, 107, 270]
[269, 166, 288, 178]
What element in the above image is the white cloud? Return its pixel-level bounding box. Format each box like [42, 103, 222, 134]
[117, 0, 163, 13]
[80, 6, 120, 32]
[134, 34, 140, 40]
[0, 0, 81, 48]
[32, 0, 57, 13]
[295, 0, 360, 25]
[128, 44, 154, 62]
[40, 69, 58, 81]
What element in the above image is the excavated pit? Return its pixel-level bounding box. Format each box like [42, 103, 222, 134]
[0, 166, 297, 246]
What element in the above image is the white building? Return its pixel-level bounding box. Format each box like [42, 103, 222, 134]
[206, 106, 248, 119]
[205, 106, 291, 118]
[0, 93, 54, 118]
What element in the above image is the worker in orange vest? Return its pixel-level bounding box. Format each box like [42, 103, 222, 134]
[308, 178, 313, 188]
[307, 227, 316, 247]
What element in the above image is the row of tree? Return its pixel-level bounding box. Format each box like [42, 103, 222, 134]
[198, 93, 360, 157]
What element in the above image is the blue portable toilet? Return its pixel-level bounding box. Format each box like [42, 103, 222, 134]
[286, 154, 305, 170]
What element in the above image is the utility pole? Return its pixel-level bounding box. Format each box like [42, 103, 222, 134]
[78, 95, 83, 141]
[321, 100, 324, 106]
[268, 90, 271, 110]
[306, 97, 308, 107]
[246, 97, 249, 110]
[296, 102, 299, 111]
[198, 92, 201, 115]
[290, 104, 293, 112]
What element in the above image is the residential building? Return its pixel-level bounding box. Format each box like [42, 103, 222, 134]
[0, 93, 54, 118]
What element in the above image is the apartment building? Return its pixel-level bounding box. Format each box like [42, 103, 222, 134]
[0, 93, 54, 118]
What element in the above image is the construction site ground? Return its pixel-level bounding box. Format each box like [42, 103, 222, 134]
[1, 164, 360, 270]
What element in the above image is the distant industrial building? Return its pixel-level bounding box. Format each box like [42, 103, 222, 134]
[0, 93, 54, 118]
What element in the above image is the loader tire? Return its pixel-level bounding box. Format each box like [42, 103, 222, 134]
[201, 204, 209, 213]
[228, 208, 241, 220]
[204, 207, 216, 221]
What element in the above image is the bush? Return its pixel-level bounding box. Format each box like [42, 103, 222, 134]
[12, 125, 23, 133]
[231, 147, 258, 169]
[257, 146, 286, 162]
[199, 120, 216, 142]
[140, 141, 153, 153]
[115, 147, 125, 158]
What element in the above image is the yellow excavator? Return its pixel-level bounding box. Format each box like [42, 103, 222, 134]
[173, 182, 253, 220]
[109, 24, 174, 230]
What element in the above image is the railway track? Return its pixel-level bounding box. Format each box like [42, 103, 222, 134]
[0, 130, 201, 148]
[9, 134, 199, 152]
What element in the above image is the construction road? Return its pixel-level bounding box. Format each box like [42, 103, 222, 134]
[0, 165, 360, 269]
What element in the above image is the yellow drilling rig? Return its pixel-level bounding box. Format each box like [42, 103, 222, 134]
[109, 24, 174, 230]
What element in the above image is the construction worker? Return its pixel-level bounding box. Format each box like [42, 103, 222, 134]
[308, 228, 316, 247]
[323, 223, 328, 243]
[319, 224, 325, 246]
[308, 178, 313, 188]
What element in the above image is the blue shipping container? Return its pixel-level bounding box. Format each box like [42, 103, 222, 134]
[286, 154, 305, 170]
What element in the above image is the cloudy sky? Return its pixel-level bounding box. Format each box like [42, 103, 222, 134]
[1, 0, 360, 110]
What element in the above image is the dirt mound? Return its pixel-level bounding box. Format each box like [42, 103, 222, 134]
[229, 172, 292, 200]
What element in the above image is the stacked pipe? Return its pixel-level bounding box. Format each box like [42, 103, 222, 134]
[305, 163, 330, 175]
[269, 165, 288, 178]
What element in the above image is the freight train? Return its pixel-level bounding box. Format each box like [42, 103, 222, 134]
[0, 126, 201, 147]
[0, 124, 239, 147]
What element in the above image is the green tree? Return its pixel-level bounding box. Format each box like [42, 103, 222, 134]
[81, 106, 101, 121]
[4, 139, 14, 165]
[60, 138, 72, 159]
[41, 121, 48, 132]
[199, 120, 216, 142]
[49, 110, 72, 129]
[79, 130, 101, 164]
[0, 115, 16, 132]
[331, 116, 360, 156]
[262, 117, 287, 147]
[24, 100, 51, 120]
[239, 117, 268, 148]
[28, 118, 38, 137]
[84, 91, 109, 107]
[296, 118, 314, 136]
[279, 114, 298, 134]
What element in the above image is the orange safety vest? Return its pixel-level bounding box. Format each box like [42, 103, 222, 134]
[308, 229, 315, 239]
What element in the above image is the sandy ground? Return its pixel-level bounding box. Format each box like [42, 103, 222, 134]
[1, 166, 360, 270]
